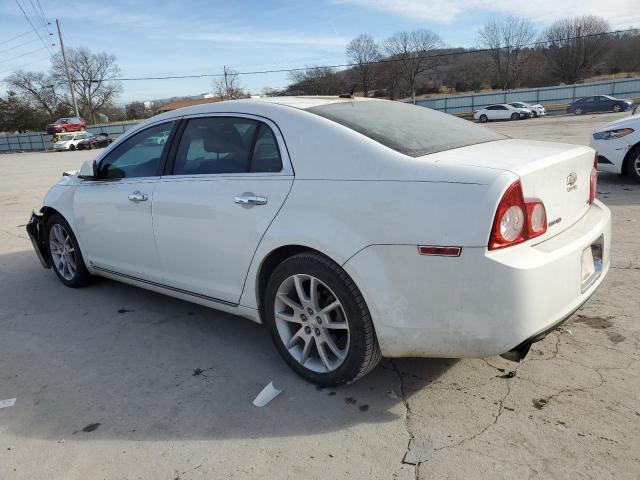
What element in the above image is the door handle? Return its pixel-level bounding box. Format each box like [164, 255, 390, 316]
[128, 191, 148, 202]
[234, 193, 267, 206]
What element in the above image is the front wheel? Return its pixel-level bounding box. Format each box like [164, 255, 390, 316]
[46, 214, 91, 287]
[479, 114, 488, 123]
[574, 107, 583, 115]
[264, 252, 381, 386]
[511, 112, 519, 120]
[531, 110, 538, 118]
[613, 104, 622, 112]
[627, 147, 640, 183]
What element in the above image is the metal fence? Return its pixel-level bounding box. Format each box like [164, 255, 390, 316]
[415, 77, 640, 114]
[0, 120, 140, 153]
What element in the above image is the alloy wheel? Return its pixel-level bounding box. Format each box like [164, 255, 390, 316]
[575, 108, 583, 115]
[49, 224, 77, 281]
[634, 155, 640, 178]
[613, 105, 622, 112]
[274, 274, 350, 373]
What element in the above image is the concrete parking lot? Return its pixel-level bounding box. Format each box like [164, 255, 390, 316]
[0, 112, 638, 480]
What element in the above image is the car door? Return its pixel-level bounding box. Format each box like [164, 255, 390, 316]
[74, 121, 177, 282]
[152, 114, 294, 305]
[485, 106, 499, 120]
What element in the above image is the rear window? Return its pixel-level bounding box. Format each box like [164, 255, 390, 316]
[307, 101, 506, 157]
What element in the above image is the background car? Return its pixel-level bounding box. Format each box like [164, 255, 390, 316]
[79, 132, 113, 150]
[509, 102, 546, 117]
[567, 95, 634, 115]
[46, 116, 87, 134]
[590, 114, 640, 182]
[52, 132, 90, 151]
[474, 104, 529, 122]
[27, 97, 610, 386]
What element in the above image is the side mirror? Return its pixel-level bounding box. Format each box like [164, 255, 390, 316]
[78, 159, 98, 180]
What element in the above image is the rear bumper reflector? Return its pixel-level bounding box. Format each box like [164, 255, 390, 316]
[418, 245, 462, 257]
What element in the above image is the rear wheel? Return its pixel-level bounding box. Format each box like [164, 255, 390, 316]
[479, 114, 488, 123]
[46, 214, 91, 287]
[264, 252, 381, 386]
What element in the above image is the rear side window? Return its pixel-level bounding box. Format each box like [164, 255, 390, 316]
[172, 117, 282, 175]
[308, 101, 505, 157]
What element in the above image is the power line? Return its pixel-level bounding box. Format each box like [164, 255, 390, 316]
[0, 36, 45, 56]
[0, 24, 50, 47]
[0, 45, 54, 65]
[0, 54, 50, 76]
[14, 0, 54, 56]
[104, 27, 639, 83]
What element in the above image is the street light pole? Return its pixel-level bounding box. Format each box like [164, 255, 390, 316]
[55, 18, 79, 117]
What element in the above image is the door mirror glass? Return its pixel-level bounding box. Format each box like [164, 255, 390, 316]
[78, 158, 97, 180]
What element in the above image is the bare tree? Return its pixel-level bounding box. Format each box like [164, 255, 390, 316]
[4, 70, 59, 115]
[384, 29, 443, 103]
[541, 15, 610, 84]
[477, 16, 536, 90]
[287, 66, 345, 95]
[212, 67, 245, 99]
[51, 47, 122, 123]
[346, 34, 381, 97]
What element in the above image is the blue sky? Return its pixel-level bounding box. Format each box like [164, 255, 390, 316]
[0, 0, 638, 102]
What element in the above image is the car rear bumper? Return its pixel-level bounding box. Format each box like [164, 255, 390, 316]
[343, 200, 611, 358]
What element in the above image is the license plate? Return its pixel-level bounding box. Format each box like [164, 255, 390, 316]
[581, 235, 603, 293]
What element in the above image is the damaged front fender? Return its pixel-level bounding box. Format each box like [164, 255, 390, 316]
[26, 211, 51, 269]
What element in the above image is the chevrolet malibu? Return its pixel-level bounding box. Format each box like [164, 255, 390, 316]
[27, 97, 611, 386]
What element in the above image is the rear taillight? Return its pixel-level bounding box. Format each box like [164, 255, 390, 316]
[588, 153, 597, 204]
[489, 180, 547, 250]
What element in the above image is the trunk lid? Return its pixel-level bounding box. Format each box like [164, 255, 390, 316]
[430, 139, 595, 237]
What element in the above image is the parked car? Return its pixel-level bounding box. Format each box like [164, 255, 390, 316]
[509, 102, 546, 117]
[26, 97, 610, 386]
[590, 113, 640, 182]
[52, 132, 89, 151]
[567, 95, 634, 115]
[474, 104, 530, 122]
[46, 117, 87, 134]
[79, 133, 113, 150]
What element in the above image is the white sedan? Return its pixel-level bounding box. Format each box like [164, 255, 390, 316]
[590, 113, 640, 182]
[509, 102, 547, 117]
[53, 133, 89, 151]
[27, 97, 611, 386]
[474, 103, 530, 122]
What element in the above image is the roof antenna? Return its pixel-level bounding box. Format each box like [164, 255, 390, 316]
[339, 83, 357, 99]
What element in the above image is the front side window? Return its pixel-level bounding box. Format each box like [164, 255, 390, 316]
[98, 122, 174, 179]
[172, 117, 282, 175]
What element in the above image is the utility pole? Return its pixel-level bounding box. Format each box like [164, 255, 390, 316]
[55, 19, 79, 117]
[223, 65, 229, 99]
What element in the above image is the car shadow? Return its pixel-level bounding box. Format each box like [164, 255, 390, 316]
[0, 248, 455, 442]
[597, 172, 640, 206]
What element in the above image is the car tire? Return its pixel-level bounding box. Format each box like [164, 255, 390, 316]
[613, 104, 622, 113]
[531, 111, 538, 118]
[264, 252, 381, 387]
[60, 128, 66, 132]
[574, 108, 583, 115]
[45, 214, 91, 288]
[626, 146, 640, 183]
[511, 113, 519, 120]
[479, 114, 488, 123]
[69, 144, 76, 151]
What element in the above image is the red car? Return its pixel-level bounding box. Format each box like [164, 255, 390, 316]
[46, 117, 87, 134]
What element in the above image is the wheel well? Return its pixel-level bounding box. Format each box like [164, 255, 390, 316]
[41, 206, 63, 225]
[621, 142, 640, 176]
[255, 245, 330, 314]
